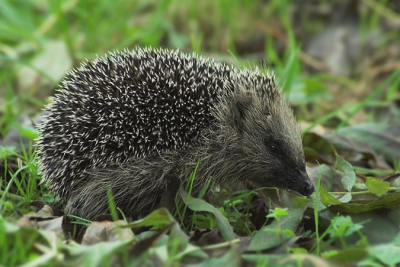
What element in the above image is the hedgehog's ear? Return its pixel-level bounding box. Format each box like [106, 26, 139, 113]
[231, 96, 253, 133]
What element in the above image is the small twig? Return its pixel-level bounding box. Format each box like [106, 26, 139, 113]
[369, 61, 400, 77]
[0, 190, 25, 201]
[254, 21, 328, 71]
[362, 0, 400, 25]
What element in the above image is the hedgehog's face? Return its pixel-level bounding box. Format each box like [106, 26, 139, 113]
[220, 87, 314, 197]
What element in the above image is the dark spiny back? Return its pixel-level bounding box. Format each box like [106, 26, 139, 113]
[37, 48, 243, 198]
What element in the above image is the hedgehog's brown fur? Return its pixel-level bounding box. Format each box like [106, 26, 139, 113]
[37, 47, 314, 220]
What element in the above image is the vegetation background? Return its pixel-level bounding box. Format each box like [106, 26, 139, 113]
[1, 0, 400, 266]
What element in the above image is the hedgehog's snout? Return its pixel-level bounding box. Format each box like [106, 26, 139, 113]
[299, 180, 314, 196]
[294, 168, 314, 196]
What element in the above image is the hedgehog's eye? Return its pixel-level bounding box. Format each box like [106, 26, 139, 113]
[269, 144, 278, 153]
[270, 144, 277, 153]
[266, 142, 279, 154]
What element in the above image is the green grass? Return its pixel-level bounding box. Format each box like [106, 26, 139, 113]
[1, 0, 400, 266]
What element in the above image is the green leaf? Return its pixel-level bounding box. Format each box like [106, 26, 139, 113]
[69, 240, 132, 266]
[328, 192, 400, 214]
[14, 124, 40, 140]
[335, 154, 356, 197]
[392, 233, 400, 246]
[365, 177, 391, 197]
[125, 208, 189, 257]
[291, 195, 312, 208]
[326, 247, 368, 263]
[125, 208, 176, 230]
[247, 205, 307, 251]
[328, 216, 363, 238]
[339, 192, 352, 203]
[266, 207, 288, 219]
[179, 188, 234, 241]
[0, 146, 16, 159]
[368, 244, 400, 266]
[319, 186, 341, 206]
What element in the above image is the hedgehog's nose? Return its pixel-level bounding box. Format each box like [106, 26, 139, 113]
[299, 180, 314, 196]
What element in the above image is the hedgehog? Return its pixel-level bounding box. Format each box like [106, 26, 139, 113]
[37, 47, 314, 220]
